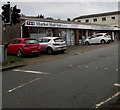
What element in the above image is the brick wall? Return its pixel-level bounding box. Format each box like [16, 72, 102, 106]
[3, 22, 22, 43]
[2, 19, 25, 43]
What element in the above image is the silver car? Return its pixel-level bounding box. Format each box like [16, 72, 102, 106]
[38, 37, 67, 54]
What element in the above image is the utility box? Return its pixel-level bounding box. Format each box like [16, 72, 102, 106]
[0, 45, 7, 64]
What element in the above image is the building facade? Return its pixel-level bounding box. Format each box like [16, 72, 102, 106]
[73, 11, 120, 28]
[1, 16, 119, 45]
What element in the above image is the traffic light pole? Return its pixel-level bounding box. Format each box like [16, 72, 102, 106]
[2, 23, 7, 64]
[1, 2, 21, 64]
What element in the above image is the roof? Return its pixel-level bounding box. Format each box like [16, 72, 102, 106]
[11, 38, 37, 40]
[21, 16, 72, 24]
[21, 16, 108, 26]
[73, 11, 120, 20]
[20, 15, 119, 30]
[38, 37, 59, 39]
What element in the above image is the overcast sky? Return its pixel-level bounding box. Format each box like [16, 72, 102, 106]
[0, 0, 119, 20]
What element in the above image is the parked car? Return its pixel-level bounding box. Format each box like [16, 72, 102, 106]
[84, 33, 111, 45]
[7, 38, 41, 57]
[38, 37, 67, 55]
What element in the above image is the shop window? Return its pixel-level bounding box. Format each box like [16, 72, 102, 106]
[30, 27, 38, 33]
[46, 28, 53, 37]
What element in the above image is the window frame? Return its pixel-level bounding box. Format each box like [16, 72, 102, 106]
[93, 18, 97, 22]
[102, 17, 106, 21]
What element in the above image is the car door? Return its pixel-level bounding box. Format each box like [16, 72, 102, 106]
[7, 39, 16, 54]
[39, 38, 50, 51]
[88, 35, 96, 44]
[95, 34, 103, 43]
[7, 39, 21, 54]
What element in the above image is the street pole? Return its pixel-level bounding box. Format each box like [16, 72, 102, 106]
[3, 24, 7, 64]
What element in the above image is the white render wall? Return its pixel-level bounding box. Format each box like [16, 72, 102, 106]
[75, 14, 119, 27]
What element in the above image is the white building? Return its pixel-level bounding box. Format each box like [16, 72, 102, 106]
[73, 11, 120, 28]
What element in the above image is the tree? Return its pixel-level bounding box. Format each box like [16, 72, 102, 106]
[39, 14, 44, 18]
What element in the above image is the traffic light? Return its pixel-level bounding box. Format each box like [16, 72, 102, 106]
[12, 5, 21, 25]
[1, 4, 11, 24]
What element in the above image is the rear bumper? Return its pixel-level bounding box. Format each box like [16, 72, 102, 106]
[22, 48, 41, 54]
[106, 39, 111, 43]
[53, 46, 67, 52]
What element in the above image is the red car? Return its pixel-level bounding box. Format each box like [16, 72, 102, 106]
[7, 38, 41, 57]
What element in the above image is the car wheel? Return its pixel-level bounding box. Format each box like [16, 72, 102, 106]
[85, 41, 89, 45]
[46, 47, 53, 55]
[16, 49, 22, 57]
[101, 40, 105, 44]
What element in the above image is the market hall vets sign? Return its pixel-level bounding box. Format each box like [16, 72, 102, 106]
[25, 20, 68, 28]
[24, 20, 91, 29]
[25, 20, 117, 30]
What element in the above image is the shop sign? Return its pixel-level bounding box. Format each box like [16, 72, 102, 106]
[91, 25, 114, 30]
[25, 20, 116, 30]
[25, 20, 68, 28]
[25, 20, 91, 29]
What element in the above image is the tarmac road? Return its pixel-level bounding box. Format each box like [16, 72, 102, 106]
[2, 42, 120, 109]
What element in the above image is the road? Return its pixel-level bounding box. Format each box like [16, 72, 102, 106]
[2, 43, 119, 109]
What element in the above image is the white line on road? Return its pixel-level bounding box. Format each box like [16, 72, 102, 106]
[7, 77, 40, 93]
[13, 69, 50, 75]
[94, 91, 120, 109]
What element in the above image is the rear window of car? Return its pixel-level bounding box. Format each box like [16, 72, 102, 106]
[96, 34, 103, 37]
[24, 39, 38, 44]
[54, 38, 64, 42]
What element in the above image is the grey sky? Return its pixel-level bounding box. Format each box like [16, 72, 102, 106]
[0, 0, 119, 20]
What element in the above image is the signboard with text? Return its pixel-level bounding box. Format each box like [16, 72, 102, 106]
[25, 20, 91, 29]
[24, 20, 119, 30]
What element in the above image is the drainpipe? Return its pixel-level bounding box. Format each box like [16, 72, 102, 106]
[112, 31, 115, 41]
[86, 30, 89, 38]
[21, 22, 24, 38]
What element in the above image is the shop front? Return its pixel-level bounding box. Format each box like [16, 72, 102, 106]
[24, 20, 81, 46]
[23, 19, 118, 46]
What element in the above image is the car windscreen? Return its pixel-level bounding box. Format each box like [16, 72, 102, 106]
[24, 39, 38, 44]
[54, 38, 64, 42]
